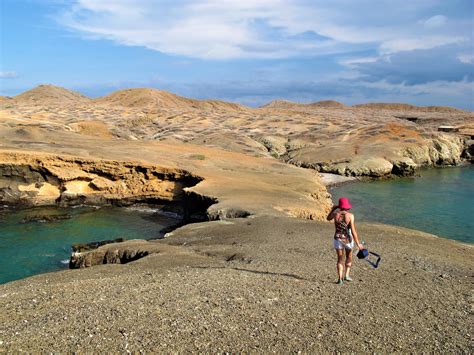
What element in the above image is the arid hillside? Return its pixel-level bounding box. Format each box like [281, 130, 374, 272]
[2, 85, 472, 180]
[94, 88, 247, 112]
[11, 84, 90, 106]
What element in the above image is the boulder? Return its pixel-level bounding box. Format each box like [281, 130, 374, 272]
[390, 157, 417, 176]
[345, 157, 393, 177]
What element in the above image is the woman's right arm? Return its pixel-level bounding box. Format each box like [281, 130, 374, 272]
[350, 215, 364, 249]
[326, 206, 338, 221]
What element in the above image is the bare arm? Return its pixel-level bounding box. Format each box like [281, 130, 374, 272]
[350, 214, 364, 249]
[326, 205, 339, 221]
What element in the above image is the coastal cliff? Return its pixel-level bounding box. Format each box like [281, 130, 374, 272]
[287, 132, 468, 177]
[0, 152, 202, 207]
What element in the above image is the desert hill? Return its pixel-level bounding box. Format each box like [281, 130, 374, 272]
[7, 85, 468, 114]
[353, 102, 465, 113]
[262, 99, 345, 109]
[263, 99, 466, 113]
[309, 100, 346, 108]
[94, 88, 246, 112]
[0, 96, 13, 105]
[13, 84, 90, 106]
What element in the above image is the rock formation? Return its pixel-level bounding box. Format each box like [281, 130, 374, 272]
[0, 152, 202, 207]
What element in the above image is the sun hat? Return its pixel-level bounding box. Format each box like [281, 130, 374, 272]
[338, 197, 352, 210]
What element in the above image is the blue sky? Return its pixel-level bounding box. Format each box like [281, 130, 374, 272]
[1, 0, 473, 109]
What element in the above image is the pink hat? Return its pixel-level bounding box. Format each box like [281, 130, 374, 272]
[338, 197, 352, 210]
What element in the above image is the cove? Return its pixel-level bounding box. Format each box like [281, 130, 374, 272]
[330, 166, 474, 244]
[0, 205, 179, 284]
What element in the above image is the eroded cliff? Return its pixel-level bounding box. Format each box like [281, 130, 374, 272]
[0, 152, 203, 207]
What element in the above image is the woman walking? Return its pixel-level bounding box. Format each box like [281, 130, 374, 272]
[327, 197, 364, 285]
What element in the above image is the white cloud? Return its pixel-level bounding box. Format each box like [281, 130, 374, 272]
[339, 56, 379, 67]
[423, 15, 447, 28]
[57, 0, 473, 59]
[379, 36, 467, 54]
[0, 71, 18, 79]
[458, 53, 474, 64]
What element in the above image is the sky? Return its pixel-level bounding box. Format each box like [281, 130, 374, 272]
[0, 0, 473, 109]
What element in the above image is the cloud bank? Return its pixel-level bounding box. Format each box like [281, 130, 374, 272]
[59, 0, 472, 60]
[13, 0, 472, 109]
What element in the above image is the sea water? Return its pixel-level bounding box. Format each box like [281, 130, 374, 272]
[0, 206, 178, 284]
[330, 166, 474, 244]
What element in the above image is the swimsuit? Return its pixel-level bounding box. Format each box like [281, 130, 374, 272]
[333, 212, 354, 250]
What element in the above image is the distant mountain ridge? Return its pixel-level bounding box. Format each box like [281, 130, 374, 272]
[5, 84, 468, 113]
[262, 99, 346, 109]
[353, 102, 465, 113]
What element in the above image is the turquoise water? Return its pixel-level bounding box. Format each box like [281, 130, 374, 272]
[0, 206, 178, 284]
[330, 166, 474, 244]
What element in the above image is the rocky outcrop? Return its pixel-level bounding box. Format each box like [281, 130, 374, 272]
[72, 238, 125, 253]
[20, 214, 72, 224]
[403, 134, 466, 167]
[462, 140, 474, 162]
[69, 240, 154, 268]
[285, 132, 468, 178]
[0, 152, 203, 207]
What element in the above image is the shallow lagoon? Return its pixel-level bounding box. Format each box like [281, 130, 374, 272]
[0, 206, 177, 284]
[330, 166, 474, 244]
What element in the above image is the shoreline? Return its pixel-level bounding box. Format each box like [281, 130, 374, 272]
[1, 163, 472, 284]
[328, 165, 473, 244]
[0, 203, 186, 284]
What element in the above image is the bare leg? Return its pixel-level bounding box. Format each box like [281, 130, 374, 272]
[345, 248, 353, 280]
[336, 249, 344, 281]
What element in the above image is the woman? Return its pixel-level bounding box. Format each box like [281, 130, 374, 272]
[327, 197, 364, 285]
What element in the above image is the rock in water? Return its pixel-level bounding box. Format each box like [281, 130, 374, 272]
[71, 238, 125, 253]
[20, 214, 72, 224]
